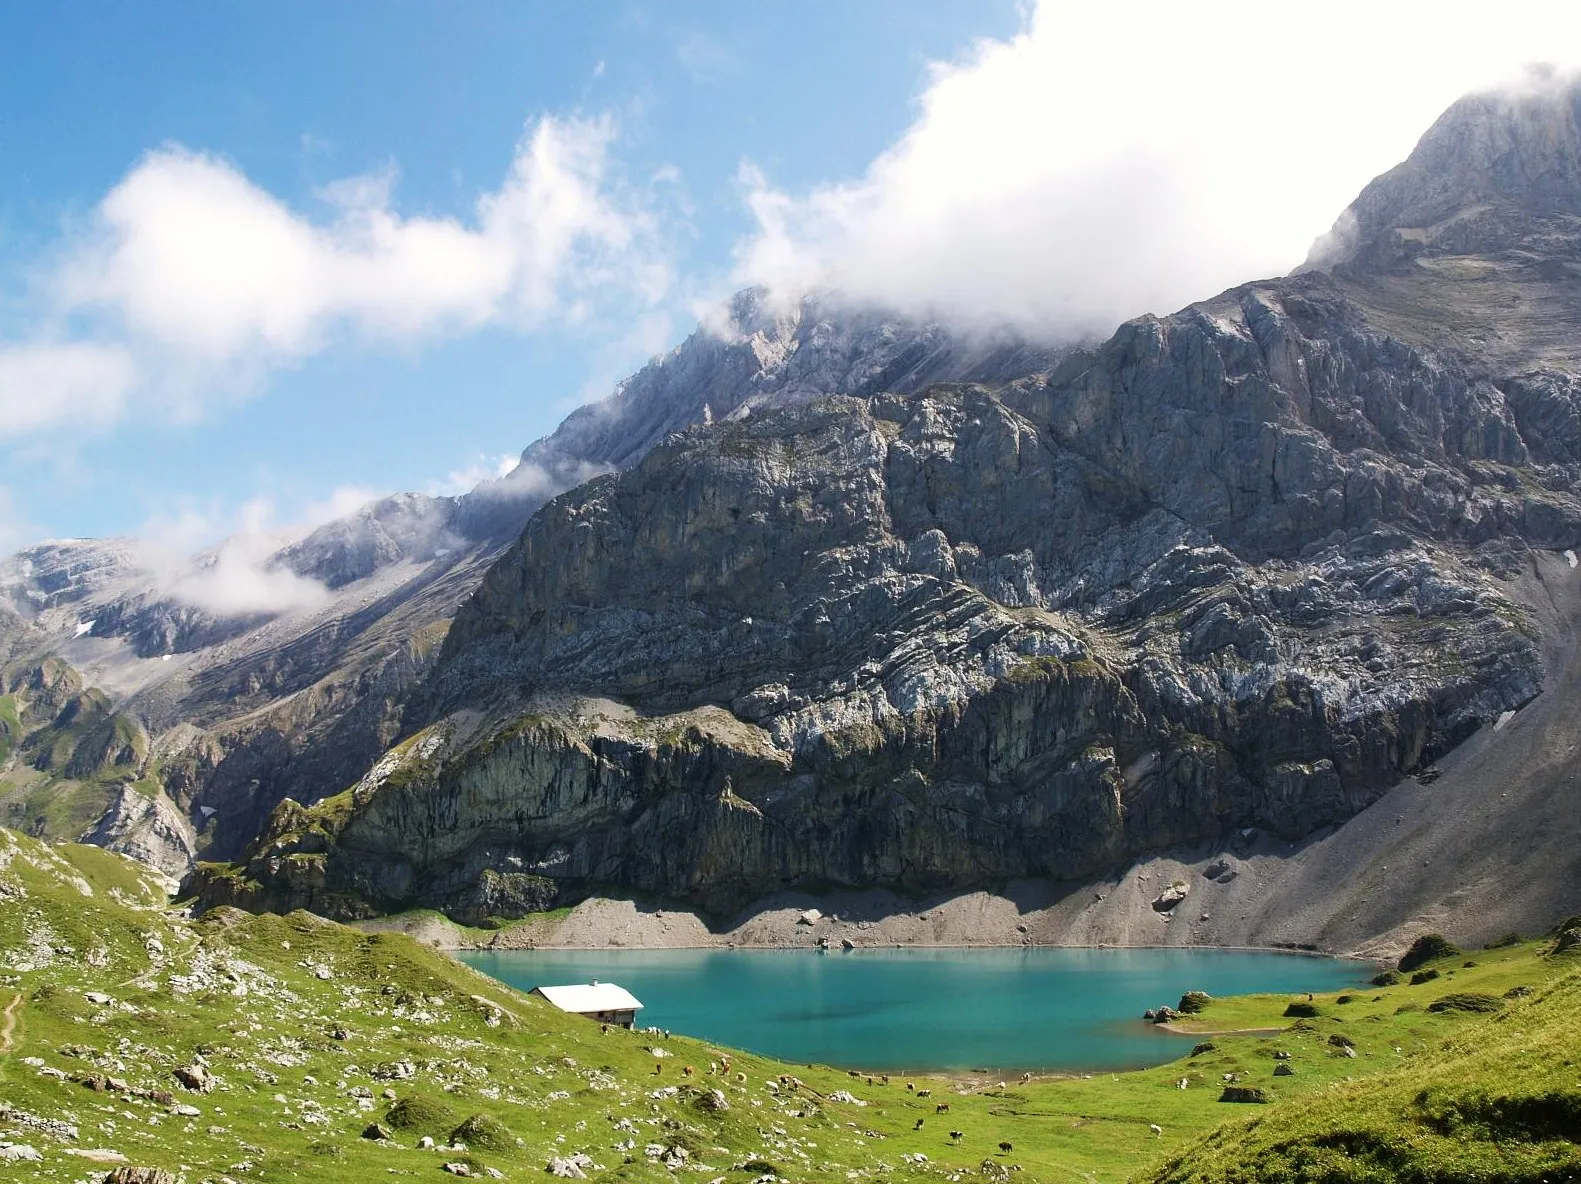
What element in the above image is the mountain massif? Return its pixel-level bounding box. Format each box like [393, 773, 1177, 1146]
[8, 76, 1581, 953]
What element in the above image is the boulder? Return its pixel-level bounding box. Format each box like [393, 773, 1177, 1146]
[1151, 882, 1190, 913]
[548, 1153, 593, 1178]
[172, 1065, 212, 1093]
[1398, 933, 1460, 971]
[1178, 991, 1212, 1014]
[1219, 1086, 1271, 1104]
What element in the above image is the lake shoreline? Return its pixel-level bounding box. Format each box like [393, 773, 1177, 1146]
[354, 880, 1391, 962]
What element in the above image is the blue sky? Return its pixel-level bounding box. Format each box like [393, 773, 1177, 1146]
[2, 1, 1575, 555]
[0, 1, 1020, 547]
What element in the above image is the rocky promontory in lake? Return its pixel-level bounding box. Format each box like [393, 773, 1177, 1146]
[178, 77, 1581, 941]
[5, 77, 1581, 954]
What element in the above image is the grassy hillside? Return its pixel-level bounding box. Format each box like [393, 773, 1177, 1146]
[1, 827, 1576, 1184]
[0, 659, 150, 843]
[1142, 939, 1581, 1183]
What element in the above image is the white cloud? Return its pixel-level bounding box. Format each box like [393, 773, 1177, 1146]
[465, 457, 614, 507]
[161, 538, 330, 617]
[0, 485, 39, 557]
[0, 342, 136, 437]
[425, 454, 519, 498]
[733, 0, 1581, 338]
[133, 490, 391, 618]
[0, 113, 672, 438]
[301, 484, 385, 528]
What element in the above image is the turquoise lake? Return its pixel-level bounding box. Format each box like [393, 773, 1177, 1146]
[459, 947, 1367, 1072]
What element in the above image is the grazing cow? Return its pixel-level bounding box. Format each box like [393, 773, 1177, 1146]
[998, 1141, 1013, 1154]
[881, 1075, 890, 1085]
[935, 1102, 950, 1114]
[682, 1065, 695, 1077]
[652, 1064, 662, 1075]
[913, 1118, 925, 1130]
[906, 1082, 914, 1091]
[1150, 1124, 1163, 1137]
[1019, 1072, 1031, 1084]
[916, 1089, 932, 1098]
[949, 1131, 963, 1144]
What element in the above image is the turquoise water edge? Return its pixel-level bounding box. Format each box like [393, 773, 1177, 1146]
[460, 946, 1365, 1073]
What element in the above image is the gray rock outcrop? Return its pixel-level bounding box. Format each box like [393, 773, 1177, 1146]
[194, 77, 1581, 921]
[80, 783, 198, 881]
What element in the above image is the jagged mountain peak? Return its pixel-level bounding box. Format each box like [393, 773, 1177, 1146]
[1308, 65, 1581, 270]
[271, 491, 462, 590]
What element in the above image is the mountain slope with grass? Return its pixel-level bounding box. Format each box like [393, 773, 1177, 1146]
[1143, 940, 1581, 1183]
[3, 827, 1579, 1183]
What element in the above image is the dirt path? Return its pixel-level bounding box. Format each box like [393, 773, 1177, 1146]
[1153, 1023, 1283, 1037]
[0, 992, 21, 1055]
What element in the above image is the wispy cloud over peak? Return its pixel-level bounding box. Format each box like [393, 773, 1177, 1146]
[732, 0, 1581, 340]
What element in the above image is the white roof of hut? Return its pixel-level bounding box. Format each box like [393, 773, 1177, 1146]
[531, 982, 644, 1014]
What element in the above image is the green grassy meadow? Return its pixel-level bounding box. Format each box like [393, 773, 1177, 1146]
[0, 827, 1576, 1183]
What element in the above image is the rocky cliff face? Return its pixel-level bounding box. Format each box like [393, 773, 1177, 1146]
[210, 259, 1581, 921]
[79, 781, 197, 882]
[1, 298, 1021, 870]
[199, 77, 1581, 924]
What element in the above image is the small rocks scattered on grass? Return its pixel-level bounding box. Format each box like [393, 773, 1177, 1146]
[0, 1101, 79, 1142]
[172, 1063, 213, 1092]
[102, 1168, 178, 1184]
[548, 1152, 595, 1178]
